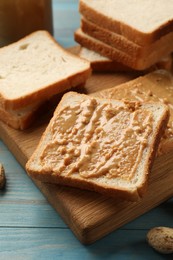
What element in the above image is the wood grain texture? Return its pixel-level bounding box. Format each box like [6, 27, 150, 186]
[1, 70, 173, 244]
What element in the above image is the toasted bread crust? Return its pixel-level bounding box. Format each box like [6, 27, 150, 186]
[78, 46, 133, 72]
[135, 109, 170, 197]
[77, 46, 172, 73]
[75, 29, 138, 69]
[0, 100, 52, 130]
[0, 107, 39, 130]
[28, 171, 140, 201]
[81, 18, 173, 58]
[75, 29, 173, 70]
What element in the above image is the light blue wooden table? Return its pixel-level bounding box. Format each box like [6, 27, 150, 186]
[0, 1, 173, 259]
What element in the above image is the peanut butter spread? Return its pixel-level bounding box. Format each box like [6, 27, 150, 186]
[39, 98, 153, 180]
[96, 74, 173, 155]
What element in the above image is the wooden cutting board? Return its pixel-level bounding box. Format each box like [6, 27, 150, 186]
[1, 63, 173, 244]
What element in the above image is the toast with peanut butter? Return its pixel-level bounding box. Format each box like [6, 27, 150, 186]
[26, 91, 169, 201]
[95, 70, 173, 155]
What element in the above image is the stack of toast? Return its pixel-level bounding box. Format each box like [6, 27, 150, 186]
[77, 46, 172, 72]
[75, 0, 173, 72]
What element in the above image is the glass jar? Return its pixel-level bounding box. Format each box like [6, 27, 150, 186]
[0, 0, 53, 47]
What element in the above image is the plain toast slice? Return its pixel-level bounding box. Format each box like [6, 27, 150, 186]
[0, 102, 42, 130]
[0, 30, 91, 110]
[78, 46, 132, 72]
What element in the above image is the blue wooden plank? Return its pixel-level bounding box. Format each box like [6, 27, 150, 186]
[0, 204, 66, 228]
[0, 141, 67, 228]
[52, 1, 80, 47]
[53, 0, 79, 9]
[0, 228, 171, 260]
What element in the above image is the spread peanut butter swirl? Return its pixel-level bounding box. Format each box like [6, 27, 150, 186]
[96, 76, 173, 155]
[40, 98, 153, 181]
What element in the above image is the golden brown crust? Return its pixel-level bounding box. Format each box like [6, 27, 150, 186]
[81, 18, 173, 58]
[75, 29, 137, 69]
[29, 171, 140, 201]
[77, 46, 133, 72]
[0, 84, 86, 130]
[76, 46, 172, 73]
[75, 29, 173, 70]
[81, 18, 140, 56]
[79, 1, 173, 46]
[0, 106, 40, 130]
[136, 109, 170, 197]
[0, 100, 53, 130]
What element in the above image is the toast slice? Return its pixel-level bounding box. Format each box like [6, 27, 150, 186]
[0, 30, 91, 110]
[79, 0, 173, 46]
[95, 70, 173, 155]
[75, 29, 173, 70]
[26, 91, 169, 201]
[78, 47, 132, 72]
[81, 18, 173, 59]
[0, 96, 57, 130]
[78, 47, 172, 72]
[0, 102, 42, 130]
